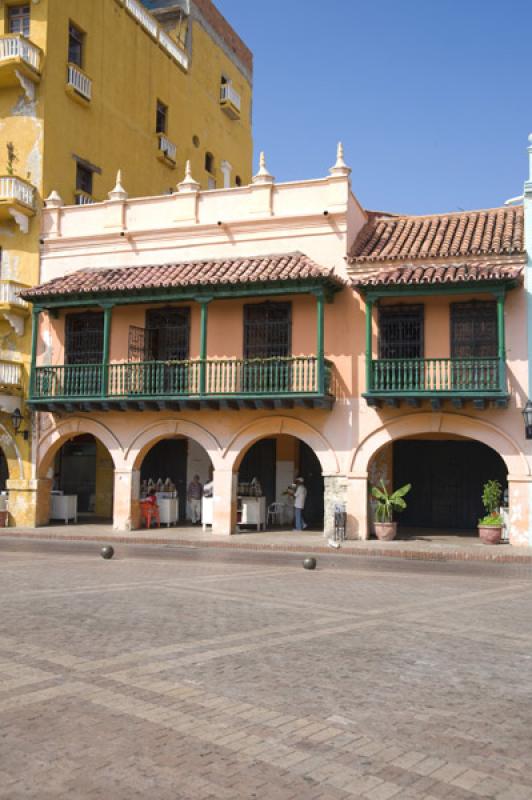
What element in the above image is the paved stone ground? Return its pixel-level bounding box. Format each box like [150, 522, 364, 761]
[1, 539, 531, 799]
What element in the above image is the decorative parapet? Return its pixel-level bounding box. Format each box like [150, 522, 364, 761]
[40, 144, 356, 259]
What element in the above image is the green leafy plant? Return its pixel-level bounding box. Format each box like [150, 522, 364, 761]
[479, 479, 503, 526]
[371, 481, 411, 523]
[6, 142, 17, 176]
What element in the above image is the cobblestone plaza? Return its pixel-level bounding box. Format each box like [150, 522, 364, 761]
[1, 540, 531, 799]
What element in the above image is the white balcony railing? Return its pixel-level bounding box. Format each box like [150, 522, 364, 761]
[0, 280, 29, 309]
[0, 35, 41, 72]
[124, 0, 158, 37]
[158, 133, 177, 163]
[121, 0, 189, 70]
[220, 83, 241, 112]
[0, 360, 22, 387]
[67, 64, 92, 101]
[0, 177, 36, 211]
[75, 192, 95, 206]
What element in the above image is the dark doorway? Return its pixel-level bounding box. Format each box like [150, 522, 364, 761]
[141, 439, 188, 521]
[239, 439, 276, 511]
[0, 449, 8, 491]
[298, 441, 324, 528]
[393, 439, 507, 531]
[56, 435, 97, 513]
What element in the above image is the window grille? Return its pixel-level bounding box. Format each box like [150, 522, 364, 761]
[244, 302, 291, 359]
[378, 304, 424, 359]
[65, 312, 103, 365]
[451, 302, 497, 358]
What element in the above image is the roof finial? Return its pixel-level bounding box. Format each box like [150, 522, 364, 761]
[329, 141, 351, 178]
[108, 170, 128, 201]
[45, 190, 63, 208]
[252, 151, 274, 184]
[178, 160, 200, 192]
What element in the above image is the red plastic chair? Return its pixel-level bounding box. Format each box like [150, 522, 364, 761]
[140, 500, 160, 529]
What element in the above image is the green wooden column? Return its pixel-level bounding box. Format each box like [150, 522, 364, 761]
[29, 307, 41, 400]
[101, 304, 113, 397]
[316, 290, 325, 394]
[365, 297, 374, 393]
[496, 291, 506, 392]
[198, 298, 211, 395]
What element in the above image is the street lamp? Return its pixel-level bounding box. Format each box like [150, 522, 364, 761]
[11, 408, 28, 440]
[522, 401, 532, 439]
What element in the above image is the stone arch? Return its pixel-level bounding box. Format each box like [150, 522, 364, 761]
[224, 415, 339, 474]
[351, 412, 529, 478]
[0, 423, 24, 481]
[125, 419, 223, 472]
[37, 417, 125, 478]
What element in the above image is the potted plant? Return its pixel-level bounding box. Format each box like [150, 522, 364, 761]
[478, 479, 504, 544]
[371, 481, 411, 540]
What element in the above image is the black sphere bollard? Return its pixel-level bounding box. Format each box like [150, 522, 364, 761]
[100, 545, 114, 560]
[303, 557, 316, 570]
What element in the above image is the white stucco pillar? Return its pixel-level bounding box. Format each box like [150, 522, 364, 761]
[212, 468, 237, 535]
[113, 469, 140, 531]
[507, 475, 532, 547]
[345, 474, 369, 540]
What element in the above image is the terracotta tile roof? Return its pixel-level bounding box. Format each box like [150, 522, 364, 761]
[21, 252, 344, 301]
[349, 206, 524, 263]
[352, 258, 524, 289]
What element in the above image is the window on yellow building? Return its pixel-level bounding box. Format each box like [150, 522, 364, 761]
[75, 163, 93, 204]
[156, 100, 168, 134]
[68, 22, 84, 68]
[205, 152, 214, 174]
[8, 4, 30, 38]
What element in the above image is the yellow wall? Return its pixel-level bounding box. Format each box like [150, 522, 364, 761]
[0, 0, 253, 524]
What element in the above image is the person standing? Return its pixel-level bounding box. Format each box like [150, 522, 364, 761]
[187, 474, 203, 524]
[293, 477, 308, 531]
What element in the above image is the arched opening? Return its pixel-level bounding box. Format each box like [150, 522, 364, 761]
[368, 433, 508, 537]
[138, 436, 213, 526]
[233, 434, 324, 532]
[52, 434, 114, 523]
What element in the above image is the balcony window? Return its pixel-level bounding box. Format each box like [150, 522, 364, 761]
[8, 4, 30, 38]
[155, 100, 168, 134]
[378, 304, 424, 359]
[65, 312, 103, 365]
[75, 162, 93, 201]
[244, 302, 291, 359]
[204, 151, 214, 174]
[68, 22, 84, 68]
[451, 302, 497, 358]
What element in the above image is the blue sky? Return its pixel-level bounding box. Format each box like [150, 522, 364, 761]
[215, 0, 531, 215]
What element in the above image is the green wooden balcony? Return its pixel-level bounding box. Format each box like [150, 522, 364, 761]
[29, 356, 335, 411]
[364, 357, 509, 408]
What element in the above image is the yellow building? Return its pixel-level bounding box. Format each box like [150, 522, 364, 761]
[0, 0, 253, 524]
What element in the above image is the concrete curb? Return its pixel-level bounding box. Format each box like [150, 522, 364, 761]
[1, 530, 532, 564]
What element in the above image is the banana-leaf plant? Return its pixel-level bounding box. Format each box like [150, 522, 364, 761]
[371, 481, 411, 523]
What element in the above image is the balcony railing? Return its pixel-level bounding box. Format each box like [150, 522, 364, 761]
[0, 280, 29, 309]
[121, 0, 189, 70]
[30, 356, 334, 410]
[220, 83, 241, 119]
[0, 176, 36, 212]
[0, 360, 22, 388]
[366, 357, 506, 405]
[157, 133, 177, 163]
[0, 34, 41, 73]
[67, 64, 92, 101]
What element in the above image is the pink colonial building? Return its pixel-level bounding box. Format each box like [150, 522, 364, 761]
[21, 144, 532, 545]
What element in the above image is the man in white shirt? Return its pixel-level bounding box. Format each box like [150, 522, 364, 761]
[293, 477, 308, 531]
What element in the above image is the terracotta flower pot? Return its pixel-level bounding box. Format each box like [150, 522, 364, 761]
[374, 522, 397, 541]
[478, 525, 502, 545]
